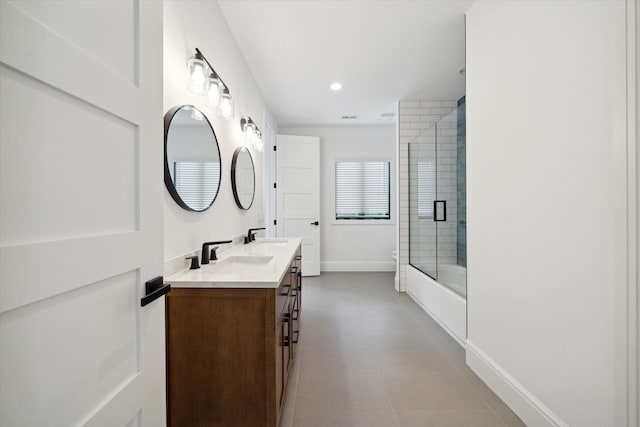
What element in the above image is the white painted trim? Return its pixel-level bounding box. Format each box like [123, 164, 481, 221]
[320, 261, 395, 272]
[627, 1, 640, 424]
[405, 265, 466, 346]
[395, 101, 401, 292]
[263, 115, 277, 238]
[466, 340, 569, 427]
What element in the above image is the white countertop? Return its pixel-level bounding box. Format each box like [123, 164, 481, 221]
[165, 237, 302, 288]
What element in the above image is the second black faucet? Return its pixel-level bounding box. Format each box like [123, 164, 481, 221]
[245, 227, 266, 244]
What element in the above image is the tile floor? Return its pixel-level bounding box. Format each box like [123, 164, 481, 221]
[280, 272, 525, 427]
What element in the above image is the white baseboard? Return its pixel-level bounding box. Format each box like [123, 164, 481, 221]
[466, 340, 569, 427]
[320, 261, 396, 272]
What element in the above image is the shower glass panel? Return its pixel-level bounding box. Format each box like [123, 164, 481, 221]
[408, 125, 437, 279]
[409, 98, 467, 297]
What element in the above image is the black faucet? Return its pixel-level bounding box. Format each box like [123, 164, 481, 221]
[201, 240, 232, 264]
[245, 227, 266, 244]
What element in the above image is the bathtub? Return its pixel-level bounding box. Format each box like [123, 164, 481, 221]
[437, 264, 467, 297]
[406, 264, 467, 345]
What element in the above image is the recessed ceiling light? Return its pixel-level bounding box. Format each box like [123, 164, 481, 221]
[330, 82, 343, 91]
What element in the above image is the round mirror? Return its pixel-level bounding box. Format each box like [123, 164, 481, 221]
[231, 147, 255, 210]
[164, 106, 221, 212]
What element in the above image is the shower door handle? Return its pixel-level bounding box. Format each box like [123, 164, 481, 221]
[433, 200, 447, 222]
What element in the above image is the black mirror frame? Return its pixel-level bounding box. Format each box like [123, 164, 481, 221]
[231, 146, 255, 210]
[164, 105, 222, 212]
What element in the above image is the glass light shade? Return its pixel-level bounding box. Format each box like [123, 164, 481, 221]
[206, 74, 222, 109]
[187, 55, 209, 95]
[220, 90, 234, 120]
[244, 121, 256, 143]
[254, 131, 264, 152]
[190, 108, 205, 121]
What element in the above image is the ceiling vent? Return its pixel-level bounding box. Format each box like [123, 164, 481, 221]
[379, 112, 395, 121]
[341, 115, 358, 120]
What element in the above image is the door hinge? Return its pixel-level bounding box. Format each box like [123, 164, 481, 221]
[273, 219, 277, 225]
[273, 183, 277, 189]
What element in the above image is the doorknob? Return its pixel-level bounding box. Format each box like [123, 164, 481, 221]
[310, 221, 319, 226]
[141, 276, 171, 307]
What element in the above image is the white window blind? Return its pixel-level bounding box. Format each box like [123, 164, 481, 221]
[174, 161, 220, 210]
[418, 161, 436, 218]
[335, 161, 390, 220]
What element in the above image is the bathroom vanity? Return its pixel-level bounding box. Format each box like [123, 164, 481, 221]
[164, 238, 302, 427]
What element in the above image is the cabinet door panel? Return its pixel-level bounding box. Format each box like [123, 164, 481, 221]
[167, 289, 267, 427]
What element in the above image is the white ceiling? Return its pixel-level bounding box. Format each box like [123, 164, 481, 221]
[218, 0, 472, 127]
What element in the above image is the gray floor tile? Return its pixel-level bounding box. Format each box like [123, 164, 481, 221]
[292, 408, 399, 427]
[395, 408, 506, 427]
[280, 409, 294, 427]
[287, 272, 524, 427]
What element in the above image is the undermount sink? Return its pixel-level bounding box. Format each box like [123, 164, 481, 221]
[210, 255, 274, 274]
[253, 239, 289, 247]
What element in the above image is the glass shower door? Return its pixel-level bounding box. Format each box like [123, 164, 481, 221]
[409, 125, 437, 279]
[408, 99, 467, 298]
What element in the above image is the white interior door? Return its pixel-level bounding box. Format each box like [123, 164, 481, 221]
[0, 1, 165, 426]
[276, 135, 320, 276]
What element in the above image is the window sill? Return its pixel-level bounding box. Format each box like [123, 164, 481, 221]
[332, 219, 396, 225]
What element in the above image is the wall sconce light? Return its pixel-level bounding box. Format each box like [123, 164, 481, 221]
[240, 116, 264, 152]
[187, 48, 234, 119]
[206, 71, 223, 110]
[220, 88, 234, 121]
[187, 51, 209, 95]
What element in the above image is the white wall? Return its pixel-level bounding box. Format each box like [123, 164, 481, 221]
[163, 0, 267, 262]
[280, 126, 396, 271]
[466, 2, 627, 426]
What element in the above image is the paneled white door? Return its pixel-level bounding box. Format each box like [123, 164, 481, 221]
[0, 1, 165, 426]
[276, 135, 320, 276]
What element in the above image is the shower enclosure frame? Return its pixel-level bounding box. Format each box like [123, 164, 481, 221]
[408, 99, 466, 298]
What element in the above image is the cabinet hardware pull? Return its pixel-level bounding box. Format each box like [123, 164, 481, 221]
[281, 284, 291, 295]
[293, 330, 299, 344]
[283, 313, 291, 347]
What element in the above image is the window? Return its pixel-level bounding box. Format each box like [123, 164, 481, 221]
[174, 161, 220, 211]
[417, 161, 436, 218]
[335, 161, 390, 220]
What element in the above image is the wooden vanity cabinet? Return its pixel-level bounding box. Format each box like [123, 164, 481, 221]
[166, 249, 301, 427]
